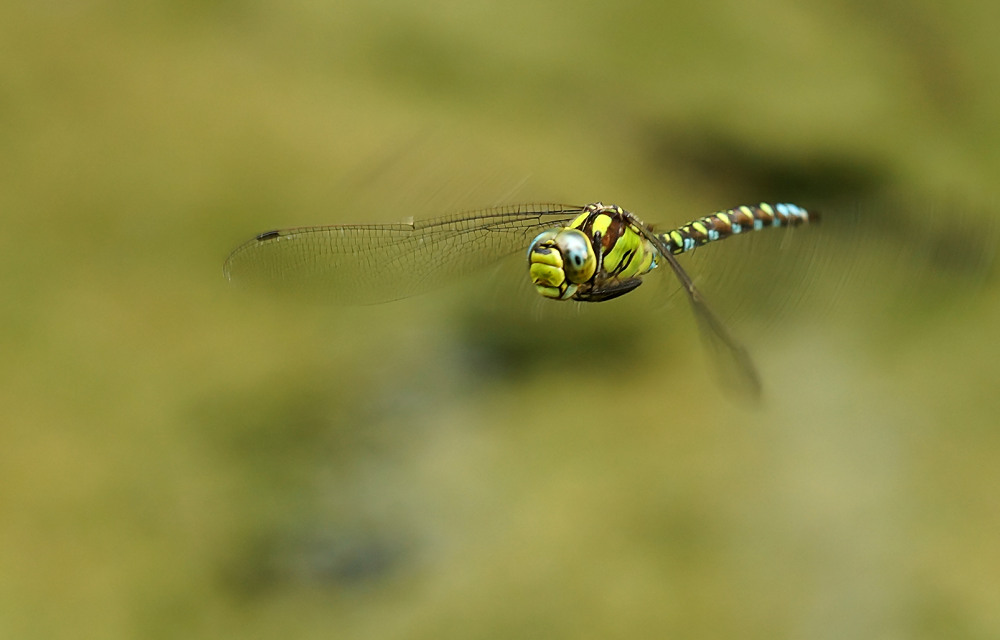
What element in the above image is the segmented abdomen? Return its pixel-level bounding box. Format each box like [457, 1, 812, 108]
[663, 203, 814, 255]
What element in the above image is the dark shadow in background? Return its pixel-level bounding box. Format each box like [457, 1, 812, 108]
[643, 126, 893, 206]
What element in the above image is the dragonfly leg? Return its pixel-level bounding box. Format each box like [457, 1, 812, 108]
[575, 277, 643, 302]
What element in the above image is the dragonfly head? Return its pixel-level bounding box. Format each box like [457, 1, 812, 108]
[527, 228, 597, 300]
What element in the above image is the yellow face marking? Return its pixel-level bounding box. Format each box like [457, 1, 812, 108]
[533, 283, 563, 299]
[529, 262, 565, 287]
[530, 247, 563, 268]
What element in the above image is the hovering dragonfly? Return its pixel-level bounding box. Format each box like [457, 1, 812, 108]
[224, 202, 815, 397]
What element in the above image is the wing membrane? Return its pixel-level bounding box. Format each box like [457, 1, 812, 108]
[224, 204, 583, 304]
[631, 218, 764, 400]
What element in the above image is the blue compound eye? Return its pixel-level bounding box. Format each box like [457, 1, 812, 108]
[556, 229, 596, 284]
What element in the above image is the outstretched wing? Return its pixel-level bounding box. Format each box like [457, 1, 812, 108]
[627, 214, 764, 400]
[224, 204, 583, 304]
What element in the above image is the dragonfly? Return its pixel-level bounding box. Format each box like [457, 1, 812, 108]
[224, 202, 816, 397]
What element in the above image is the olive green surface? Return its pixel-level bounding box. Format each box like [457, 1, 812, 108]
[2, 2, 998, 638]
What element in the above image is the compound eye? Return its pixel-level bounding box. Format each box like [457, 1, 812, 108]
[556, 229, 596, 284]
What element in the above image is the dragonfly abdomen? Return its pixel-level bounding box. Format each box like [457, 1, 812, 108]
[663, 203, 815, 255]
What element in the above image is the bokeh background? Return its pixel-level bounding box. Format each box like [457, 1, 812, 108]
[3, 1, 998, 638]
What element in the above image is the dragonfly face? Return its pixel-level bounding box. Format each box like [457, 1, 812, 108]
[527, 228, 597, 300]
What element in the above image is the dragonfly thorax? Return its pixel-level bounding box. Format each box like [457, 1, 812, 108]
[527, 227, 597, 300]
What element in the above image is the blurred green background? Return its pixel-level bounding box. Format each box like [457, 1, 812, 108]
[2, 1, 999, 638]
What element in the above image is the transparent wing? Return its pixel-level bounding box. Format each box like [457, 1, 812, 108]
[631, 220, 764, 401]
[223, 204, 584, 304]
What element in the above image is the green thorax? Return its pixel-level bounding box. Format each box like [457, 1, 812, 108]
[568, 205, 658, 281]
